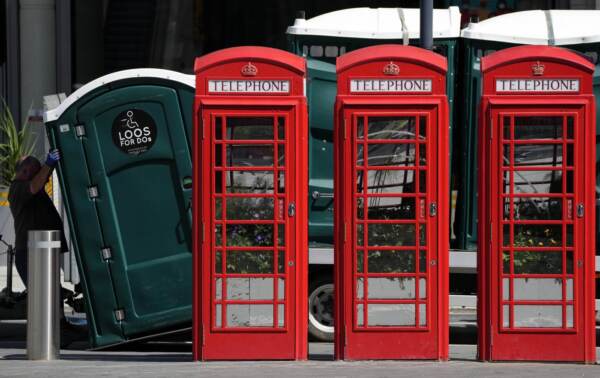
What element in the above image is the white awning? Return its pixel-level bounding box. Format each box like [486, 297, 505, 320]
[44, 69, 195, 123]
[287, 7, 461, 40]
[461, 10, 600, 46]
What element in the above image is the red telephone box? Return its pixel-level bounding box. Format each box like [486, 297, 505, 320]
[478, 45, 596, 363]
[193, 47, 308, 361]
[334, 45, 449, 360]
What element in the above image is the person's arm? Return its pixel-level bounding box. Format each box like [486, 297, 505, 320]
[29, 149, 61, 194]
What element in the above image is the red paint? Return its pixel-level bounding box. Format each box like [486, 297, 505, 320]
[478, 45, 596, 363]
[193, 46, 308, 361]
[334, 45, 449, 360]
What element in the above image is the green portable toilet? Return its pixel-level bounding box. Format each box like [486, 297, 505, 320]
[457, 10, 600, 251]
[44, 69, 195, 348]
[287, 6, 462, 247]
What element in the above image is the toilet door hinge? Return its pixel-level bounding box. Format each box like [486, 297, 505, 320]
[75, 124, 86, 137]
[114, 309, 125, 322]
[88, 185, 99, 199]
[100, 247, 112, 261]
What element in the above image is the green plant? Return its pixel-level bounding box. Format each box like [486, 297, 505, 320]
[0, 98, 36, 188]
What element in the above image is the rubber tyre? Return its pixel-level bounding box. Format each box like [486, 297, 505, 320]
[308, 276, 334, 342]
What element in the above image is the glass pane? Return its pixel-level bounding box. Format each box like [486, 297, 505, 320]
[419, 170, 427, 193]
[277, 225, 285, 246]
[514, 144, 562, 166]
[277, 144, 285, 167]
[419, 116, 427, 140]
[215, 144, 223, 166]
[513, 278, 562, 300]
[357, 250, 364, 272]
[216, 304, 222, 327]
[227, 304, 273, 327]
[503, 305, 510, 327]
[356, 144, 364, 166]
[357, 117, 364, 139]
[357, 224, 364, 245]
[503, 116, 511, 140]
[367, 224, 416, 246]
[226, 251, 273, 273]
[356, 277, 363, 299]
[566, 305, 573, 328]
[513, 305, 562, 328]
[419, 144, 426, 165]
[365, 197, 416, 220]
[365, 144, 416, 166]
[566, 144, 573, 167]
[419, 250, 427, 273]
[278, 171, 285, 193]
[215, 198, 222, 219]
[503, 224, 510, 246]
[512, 251, 564, 274]
[227, 117, 273, 140]
[502, 278, 509, 300]
[368, 277, 415, 299]
[514, 116, 562, 139]
[367, 117, 417, 140]
[419, 304, 427, 326]
[419, 278, 426, 299]
[226, 145, 274, 167]
[215, 171, 223, 193]
[215, 224, 222, 245]
[278, 304, 285, 327]
[277, 117, 285, 139]
[226, 171, 274, 193]
[215, 251, 222, 273]
[503, 145, 510, 166]
[226, 197, 274, 220]
[513, 225, 562, 247]
[566, 278, 573, 301]
[513, 198, 562, 220]
[227, 278, 273, 300]
[567, 117, 574, 139]
[226, 224, 273, 246]
[278, 250, 285, 273]
[357, 304, 364, 326]
[419, 225, 426, 246]
[278, 279, 285, 300]
[513, 170, 564, 194]
[367, 170, 415, 194]
[367, 250, 415, 273]
[215, 117, 223, 140]
[367, 304, 415, 326]
[216, 278, 222, 299]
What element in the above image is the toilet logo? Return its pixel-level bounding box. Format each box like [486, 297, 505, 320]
[112, 109, 157, 155]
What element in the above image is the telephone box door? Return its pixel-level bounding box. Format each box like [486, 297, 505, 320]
[487, 107, 590, 361]
[200, 109, 299, 359]
[339, 106, 443, 359]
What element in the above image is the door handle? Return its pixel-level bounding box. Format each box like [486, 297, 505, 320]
[312, 191, 334, 200]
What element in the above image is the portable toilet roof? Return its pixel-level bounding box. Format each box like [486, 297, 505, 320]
[461, 10, 600, 46]
[44, 68, 195, 122]
[286, 6, 461, 40]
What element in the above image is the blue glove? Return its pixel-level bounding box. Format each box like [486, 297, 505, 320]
[45, 149, 61, 167]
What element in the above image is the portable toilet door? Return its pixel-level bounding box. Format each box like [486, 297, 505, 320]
[193, 46, 308, 361]
[334, 45, 450, 360]
[478, 45, 596, 363]
[44, 69, 196, 348]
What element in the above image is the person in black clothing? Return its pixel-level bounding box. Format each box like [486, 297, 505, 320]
[8, 149, 67, 286]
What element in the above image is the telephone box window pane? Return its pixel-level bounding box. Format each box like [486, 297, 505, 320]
[215, 251, 222, 273]
[419, 225, 426, 246]
[419, 250, 427, 273]
[567, 117, 574, 139]
[278, 172, 285, 193]
[278, 304, 285, 327]
[503, 117, 511, 140]
[368, 277, 415, 299]
[215, 171, 223, 193]
[277, 144, 285, 167]
[513, 278, 562, 300]
[277, 226, 285, 246]
[278, 250, 285, 273]
[227, 145, 274, 167]
[215, 198, 222, 220]
[226, 224, 273, 246]
[503, 145, 511, 166]
[357, 304, 364, 326]
[357, 224, 364, 245]
[367, 224, 416, 246]
[514, 144, 562, 166]
[419, 170, 427, 193]
[215, 225, 222, 245]
[513, 305, 562, 328]
[215, 117, 223, 140]
[367, 250, 415, 273]
[227, 304, 273, 327]
[503, 171, 510, 194]
[226, 198, 274, 220]
[367, 170, 415, 194]
[513, 170, 563, 194]
[357, 198, 364, 218]
[502, 251, 510, 273]
[419, 117, 427, 140]
[366, 144, 416, 166]
[357, 250, 364, 272]
[512, 251, 564, 274]
[357, 144, 364, 166]
[216, 304, 222, 327]
[513, 198, 562, 220]
[566, 171, 573, 193]
[366, 197, 416, 220]
[503, 224, 510, 246]
[227, 278, 274, 300]
[566, 305, 574, 328]
[227, 117, 274, 140]
[278, 279, 285, 300]
[419, 144, 426, 165]
[419, 278, 427, 299]
[419, 304, 427, 326]
[368, 304, 415, 326]
[367, 117, 416, 140]
[356, 277, 364, 299]
[226, 251, 273, 273]
[566, 144, 573, 167]
[502, 278, 509, 300]
[502, 305, 510, 327]
[566, 251, 573, 273]
[216, 278, 222, 299]
[514, 116, 562, 139]
[226, 171, 274, 193]
[513, 225, 562, 247]
[277, 117, 285, 139]
[566, 278, 573, 300]
[357, 117, 364, 139]
[215, 144, 223, 166]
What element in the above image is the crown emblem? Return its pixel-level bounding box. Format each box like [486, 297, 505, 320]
[532, 61, 545, 76]
[241, 62, 258, 76]
[383, 61, 400, 76]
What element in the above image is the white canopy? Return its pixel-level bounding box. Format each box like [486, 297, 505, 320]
[286, 7, 461, 40]
[461, 10, 600, 45]
[44, 69, 195, 123]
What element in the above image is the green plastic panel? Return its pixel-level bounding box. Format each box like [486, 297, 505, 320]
[46, 79, 194, 347]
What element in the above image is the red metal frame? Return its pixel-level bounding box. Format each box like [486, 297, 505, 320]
[334, 45, 449, 360]
[478, 45, 596, 363]
[193, 47, 308, 361]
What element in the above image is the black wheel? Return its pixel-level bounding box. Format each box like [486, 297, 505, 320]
[308, 276, 334, 341]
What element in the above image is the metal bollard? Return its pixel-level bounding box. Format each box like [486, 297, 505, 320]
[27, 230, 61, 360]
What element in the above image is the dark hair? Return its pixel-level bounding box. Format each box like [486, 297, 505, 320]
[15, 156, 40, 173]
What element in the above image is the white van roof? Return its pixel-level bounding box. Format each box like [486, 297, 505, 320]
[287, 7, 461, 40]
[461, 10, 600, 45]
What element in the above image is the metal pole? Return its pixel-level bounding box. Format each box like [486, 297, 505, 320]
[420, 0, 433, 50]
[27, 230, 61, 360]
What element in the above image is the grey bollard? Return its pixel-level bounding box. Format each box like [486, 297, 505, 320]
[27, 230, 61, 360]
